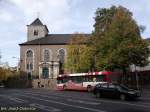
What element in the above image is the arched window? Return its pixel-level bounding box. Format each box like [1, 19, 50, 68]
[44, 49, 50, 62]
[26, 50, 33, 58]
[26, 49, 34, 71]
[58, 49, 65, 64]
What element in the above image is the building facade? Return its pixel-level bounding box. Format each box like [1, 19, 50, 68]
[19, 18, 89, 79]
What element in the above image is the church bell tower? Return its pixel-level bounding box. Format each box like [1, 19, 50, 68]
[27, 18, 49, 41]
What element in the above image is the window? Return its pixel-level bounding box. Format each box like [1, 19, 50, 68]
[96, 84, 101, 88]
[34, 30, 38, 36]
[95, 75, 106, 82]
[30, 63, 33, 70]
[27, 64, 29, 70]
[44, 49, 50, 62]
[72, 76, 83, 83]
[58, 49, 65, 64]
[26, 63, 33, 70]
[101, 84, 108, 88]
[26, 50, 34, 71]
[108, 84, 116, 89]
[26, 50, 33, 58]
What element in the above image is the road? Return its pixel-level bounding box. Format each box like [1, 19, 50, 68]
[0, 88, 150, 112]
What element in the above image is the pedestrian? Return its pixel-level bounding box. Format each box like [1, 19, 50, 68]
[38, 81, 41, 88]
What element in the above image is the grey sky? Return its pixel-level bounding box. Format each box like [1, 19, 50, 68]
[0, 0, 149, 66]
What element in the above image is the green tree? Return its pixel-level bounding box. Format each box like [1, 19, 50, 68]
[93, 6, 149, 74]
[88, 6, 118, 71]
[66, 34, 93, 73]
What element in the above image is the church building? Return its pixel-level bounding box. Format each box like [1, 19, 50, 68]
[19, 18, 90, 80]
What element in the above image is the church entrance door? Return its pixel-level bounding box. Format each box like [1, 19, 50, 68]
[42, 67, 49, 78]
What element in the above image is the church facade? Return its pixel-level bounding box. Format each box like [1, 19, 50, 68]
[19, 18, 84, 79]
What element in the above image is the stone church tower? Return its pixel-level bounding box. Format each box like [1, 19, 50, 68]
[27, 18, 49, 41]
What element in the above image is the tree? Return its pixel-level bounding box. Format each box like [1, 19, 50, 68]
[66, 33, 93, 73]
[0, 67, 13, 81]
[88, 6, 118, 71]
[93, 6, 150, 74]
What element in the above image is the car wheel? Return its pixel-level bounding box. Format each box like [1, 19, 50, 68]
[120, 94, 126, 101]
[63, 85, 67, 90]
[87, 85, 92, 92]
[96, 92, 101, 98]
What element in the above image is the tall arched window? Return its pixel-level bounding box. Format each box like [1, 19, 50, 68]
[26, 50, 33, 58]
[58, 49, 65, 64]
[44, 49, 50, 62]
[26, 50, 34, 71]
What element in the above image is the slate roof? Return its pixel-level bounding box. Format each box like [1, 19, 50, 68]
[30, 18, 43, 26]
[28, 18, 49, 32]
[19, 34, 91, 46]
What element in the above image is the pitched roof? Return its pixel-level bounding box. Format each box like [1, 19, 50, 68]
[30, 18, 43, 26]
[19, 34, 91, 45]
[28, 18, 49, 32]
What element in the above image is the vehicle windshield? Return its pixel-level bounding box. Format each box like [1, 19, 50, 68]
[119, 85, 129, 91]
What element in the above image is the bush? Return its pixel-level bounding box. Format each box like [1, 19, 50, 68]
[4, 71, 32, 88]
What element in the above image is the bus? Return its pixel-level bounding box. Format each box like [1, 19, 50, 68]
[57, 71, 121, 91]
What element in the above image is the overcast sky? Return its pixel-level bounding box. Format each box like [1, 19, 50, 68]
[0, 0, 150, 67]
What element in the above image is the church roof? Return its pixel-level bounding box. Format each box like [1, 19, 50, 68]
[28, 18, 49, 32]
[19, 34, 91, 45]
[30, 18, 43, 26]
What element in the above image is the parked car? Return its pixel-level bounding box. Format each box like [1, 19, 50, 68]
[93, 83, 141, 100]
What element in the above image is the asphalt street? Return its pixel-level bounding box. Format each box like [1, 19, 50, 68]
[0, 88, 150, 112]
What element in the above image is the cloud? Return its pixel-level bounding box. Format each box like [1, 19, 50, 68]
[0, 11, 12, 22]
[0, 0, 73, 66]
[0, 0, 150, 66]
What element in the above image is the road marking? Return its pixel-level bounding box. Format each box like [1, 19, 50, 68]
[67, 98, 100, 105]
[8, 97, 27, 103]
[30, 103, 61, 112]
[15, 93, 106, 112]
[23, 91, 150, 109]
[16, 92, 100, 105]
[11, 90, 150, 109]
[0, 95, 27, 103]
[23, 92, 59, 99]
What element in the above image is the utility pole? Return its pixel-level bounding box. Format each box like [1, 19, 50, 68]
[134, 65, 139, 90]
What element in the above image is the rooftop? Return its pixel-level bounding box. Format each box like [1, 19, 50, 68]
[19, 34, 91, 45]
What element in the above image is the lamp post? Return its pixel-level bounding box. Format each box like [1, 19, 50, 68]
[134, 65, 139, 90]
